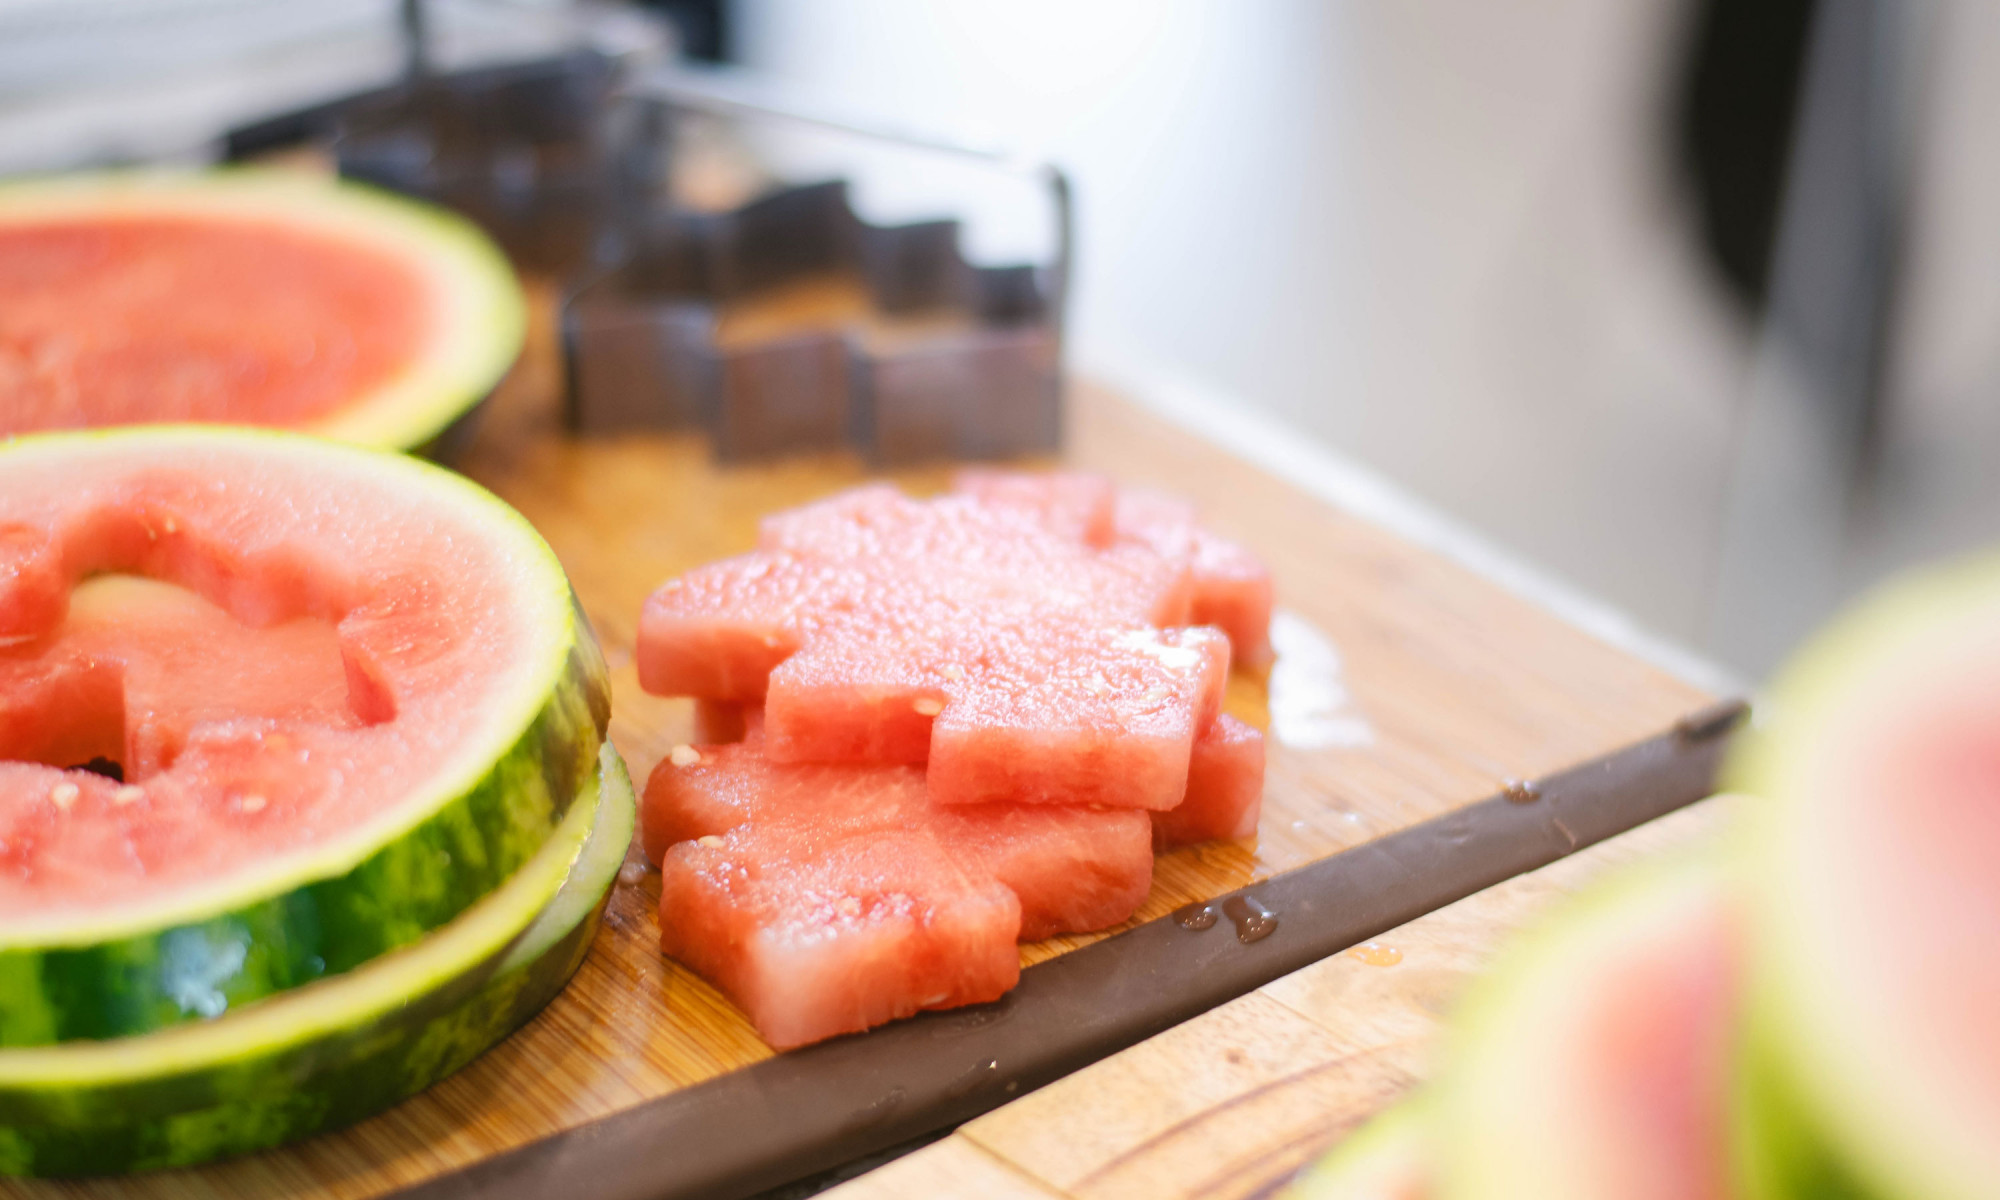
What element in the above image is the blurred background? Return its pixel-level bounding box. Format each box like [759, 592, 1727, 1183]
[6, 0, 1995, 681]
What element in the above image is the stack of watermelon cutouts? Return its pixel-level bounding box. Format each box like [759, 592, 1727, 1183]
[636, 470, 1274, 1048]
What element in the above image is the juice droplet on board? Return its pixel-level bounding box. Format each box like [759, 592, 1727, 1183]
[1348, 941, 1403, 967]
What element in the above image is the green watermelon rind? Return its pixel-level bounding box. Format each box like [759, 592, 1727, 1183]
[1281, 1100, 1428, 1199]
[1432, 855, 1725, 1200]
[0, 169, 526, 453]
[0, 741, 634, 1176]
[1725, 553, 2000, 1200]
[0, 428, 610, 1045]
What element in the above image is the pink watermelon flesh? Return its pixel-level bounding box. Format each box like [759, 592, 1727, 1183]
[0, 216, 427, 434]
[657, 830, 1021, 1051]
[645, 727, 1154, 1047]
[1575, 894, 1737, 1200]
[639, 483, 1231, 810]
[1818, 684, 2000, 1146]
[1152, 714, 1266, 848]
[643, 726, 1155, 941]
[0, 452, 544, 919]
[955, 470, 1275, 670]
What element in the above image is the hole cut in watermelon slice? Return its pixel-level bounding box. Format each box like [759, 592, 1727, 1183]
[638, 481, 1235, 810]
[0, 575, 388, 785]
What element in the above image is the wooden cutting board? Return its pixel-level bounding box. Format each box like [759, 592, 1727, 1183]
[7, 294, 1718, 1200]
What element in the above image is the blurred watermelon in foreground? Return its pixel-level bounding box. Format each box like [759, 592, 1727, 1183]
[1285, 554, 2000, 1200]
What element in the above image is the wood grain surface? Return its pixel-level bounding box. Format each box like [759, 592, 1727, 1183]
[827, 799, 1734, 1200]
[4, 292, 1713, 1200]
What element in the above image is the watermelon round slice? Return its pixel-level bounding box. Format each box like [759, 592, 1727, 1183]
[0, 171, 523, 452]
[0, 428, 609, 1045]
[1435, 860, 1738, 1200]
[1283, 1103, 1430, 1200]
[1728, 555, 2000, 1200]
[0, 741, 633, 1176]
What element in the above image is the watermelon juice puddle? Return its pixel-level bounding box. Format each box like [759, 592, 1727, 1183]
[1265, 609, 1373, 751]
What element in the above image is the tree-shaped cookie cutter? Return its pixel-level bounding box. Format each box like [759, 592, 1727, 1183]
[561, 78, 1073, 465]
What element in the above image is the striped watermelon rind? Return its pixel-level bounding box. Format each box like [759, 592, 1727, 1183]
[0, 741, 634, 1176]
[0, 170, 526, 453]
[0, 429, 611, 1045]
[1726, 554, 2000, 1200]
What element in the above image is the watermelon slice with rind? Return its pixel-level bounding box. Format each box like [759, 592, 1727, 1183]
[639, 482, 1229, 810]
[0, 171, 524, 452]
[1435, 859, 1737, 1200]
[1728, 555, 2000, 1200]
[0, 428, 609, 1045]
[645, 725, 1154, 1048]
[1282, 1102, 1431, 1200]
[0, 741, 634, 1176]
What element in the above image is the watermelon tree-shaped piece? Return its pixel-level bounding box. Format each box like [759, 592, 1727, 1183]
[955, 470, 1276, 670]
[639, 483, 1231, 811]
[643, 709, 1263, 1048]
[644, 722, 1155, 1048]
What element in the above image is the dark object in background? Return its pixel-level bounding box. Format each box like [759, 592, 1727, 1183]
[1675, 0, 1819, 311]
[563, 177, 1062, 465]
[224, 51, 626, 274]
[644, 0, 731, 63]
[224, 41, 1071, 467]
[336, 51, 628, 273]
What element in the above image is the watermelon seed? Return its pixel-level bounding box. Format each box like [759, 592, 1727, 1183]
[939, 663, 965, 681]
[912, 697, 944, 717]
[836, 896, 863, 918]
[696, 835, 725, 849]
[239, 794, 268, 814]
[113, 785, 144, 806]
[669, 745, 703, 767]
[48, 781, 79, 811]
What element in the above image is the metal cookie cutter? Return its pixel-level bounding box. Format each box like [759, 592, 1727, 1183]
[561, 78, 1073, 465]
